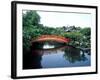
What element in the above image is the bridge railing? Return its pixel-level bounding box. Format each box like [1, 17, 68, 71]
[37, 35, 70, 40]
[32, 35, 71, 42]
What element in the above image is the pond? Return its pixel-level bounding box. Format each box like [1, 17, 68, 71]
[23, 42, 91, 69]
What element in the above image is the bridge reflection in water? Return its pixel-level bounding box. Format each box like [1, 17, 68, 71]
[23, 42, 91, 69]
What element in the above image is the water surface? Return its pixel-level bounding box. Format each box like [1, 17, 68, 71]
[23, 42, 91, 69]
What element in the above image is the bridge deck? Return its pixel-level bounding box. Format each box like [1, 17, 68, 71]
[32, 35, 71, 43]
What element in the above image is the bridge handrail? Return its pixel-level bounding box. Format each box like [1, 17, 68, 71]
[32, 35, 71, 43]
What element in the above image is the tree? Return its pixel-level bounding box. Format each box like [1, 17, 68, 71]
[62, 32, 83, 47]
[80, 27, 91, 48]
[23, 11, 40, 26]
[23, 11, 41, 52]
[80, 27, 91, 36]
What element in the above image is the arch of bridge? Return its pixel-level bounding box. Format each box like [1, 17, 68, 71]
[32, 35, 71, 43]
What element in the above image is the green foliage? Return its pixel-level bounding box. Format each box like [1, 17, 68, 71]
[23, 11, 40, 26]
[62, 32, 83, 40]
[61, 32, 83, 47]
[80, 27, 91, 36]
[79, 27, 91, 48]
[23, 11, 41, 51]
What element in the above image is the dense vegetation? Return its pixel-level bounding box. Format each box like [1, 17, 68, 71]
[23, 11, 91, 52]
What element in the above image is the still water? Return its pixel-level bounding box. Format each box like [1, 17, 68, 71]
[23, 42, 91, 69]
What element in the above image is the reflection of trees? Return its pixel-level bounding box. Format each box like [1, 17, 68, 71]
[23, 50, 42, 69]
[23, 40, 90, 69]
[32, 42, 44, 49]
[63, 47, 87, 63]
[83, 49, 91, 55]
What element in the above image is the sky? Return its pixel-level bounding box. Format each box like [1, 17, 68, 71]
[37, 11, 92, 28]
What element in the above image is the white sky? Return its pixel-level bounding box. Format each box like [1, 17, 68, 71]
[37, 11, 92, 28]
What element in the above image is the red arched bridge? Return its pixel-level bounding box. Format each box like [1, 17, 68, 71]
[31, 35, 71, 43]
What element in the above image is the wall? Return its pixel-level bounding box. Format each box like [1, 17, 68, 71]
[0, 0, 99, 80]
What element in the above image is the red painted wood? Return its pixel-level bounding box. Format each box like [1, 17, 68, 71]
[32, 35, 71, 43]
